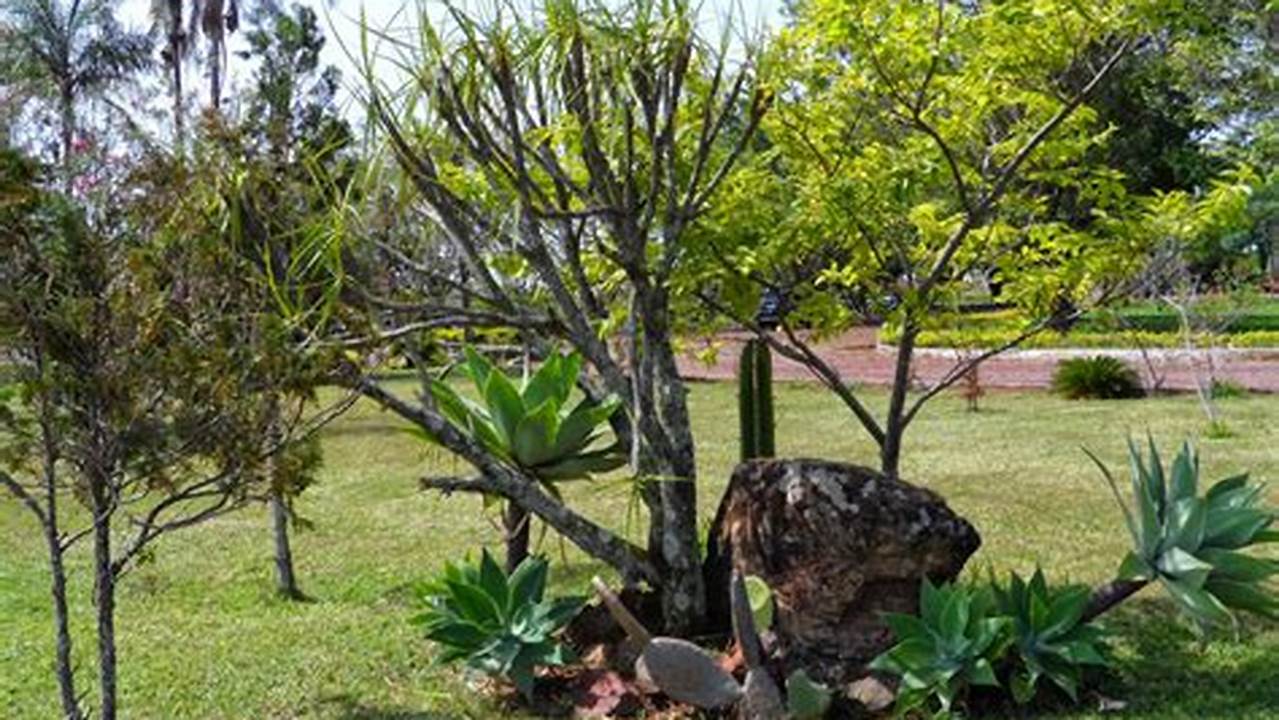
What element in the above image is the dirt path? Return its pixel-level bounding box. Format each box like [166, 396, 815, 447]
[678, 328, 1279, 392]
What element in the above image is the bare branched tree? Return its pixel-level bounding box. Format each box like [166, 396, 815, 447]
[334, 0, 769, 632]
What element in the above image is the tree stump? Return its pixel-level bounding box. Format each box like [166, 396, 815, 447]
[703, 458, 981, 685]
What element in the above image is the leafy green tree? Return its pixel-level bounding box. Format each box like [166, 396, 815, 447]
[0, 146, 298, 720]
[157, 1, 352, 600]
[693, 0, 1237, 478]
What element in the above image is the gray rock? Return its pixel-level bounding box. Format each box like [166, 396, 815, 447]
[740, 669, 785, 719]
[637, 637, 742, 710]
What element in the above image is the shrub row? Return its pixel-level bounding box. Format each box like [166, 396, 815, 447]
[881, 326, 1279, 350]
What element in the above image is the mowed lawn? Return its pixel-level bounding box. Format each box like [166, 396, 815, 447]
[3, 378, 1278, 719]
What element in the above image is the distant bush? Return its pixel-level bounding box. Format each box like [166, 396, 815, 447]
[1051, 357, 1145, 399]
[1210, 379, 1247, 399]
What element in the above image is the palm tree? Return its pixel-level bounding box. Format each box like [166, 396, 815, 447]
[150, 0, 192, 148]
[0, 0, 150, 180]
[193, 0, 238, 110]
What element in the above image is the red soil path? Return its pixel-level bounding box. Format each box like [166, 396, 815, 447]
[677, 327, 1279, 393]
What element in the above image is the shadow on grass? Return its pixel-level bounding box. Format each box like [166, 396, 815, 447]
[316, 694, 462, 720]
[1094, 597, 1279, 717]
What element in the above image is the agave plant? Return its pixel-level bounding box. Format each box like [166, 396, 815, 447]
[430, 347, 626, 485]
[869, 579, 1010, 719]
[1088, 438, 1279, 629]
[413, 550, 584, 699]
[992, 569, 1109, 704]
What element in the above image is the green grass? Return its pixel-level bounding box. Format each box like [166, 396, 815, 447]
[3, 380, 1278, 718]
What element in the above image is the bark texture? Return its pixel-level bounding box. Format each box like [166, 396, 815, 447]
[502, 501, 531, 574]
[704, 458, 981, 684]
[270, 492, 302, 600]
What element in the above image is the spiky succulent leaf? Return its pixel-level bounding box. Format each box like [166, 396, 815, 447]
[993, 569, 1110, 705]
[871, 581, 1011, 717]
[1093, 439, 1279, 628]
[413, 553, 583, 700]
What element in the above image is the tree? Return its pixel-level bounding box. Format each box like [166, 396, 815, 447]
[325, 0, 768, 632]
[0, 0, 150, 179]
[194, 0, 238, 110]
[149, 0, 193, 149]
[194, 0, 351, 600]
[0, 142, 316, 719]
[691, 0, 1196, 478]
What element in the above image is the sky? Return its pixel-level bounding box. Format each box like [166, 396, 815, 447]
[118, 0, 789, 119]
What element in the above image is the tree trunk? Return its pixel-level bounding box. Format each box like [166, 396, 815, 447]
[1082, 578, 1148, 624]
[645, 290, 705, 635]
[270, 492, 303, 600]
[502, 500, 531, 574]
[59, 85, 75, 191]
[90, 499, 118, 720]
[210, 56, 222, 111]
[43, 499, 81, 720]
[881, 325, 918, 479]
[167, 1, 185, 152]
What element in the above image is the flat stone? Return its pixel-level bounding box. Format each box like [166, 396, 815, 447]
[637, 637, 742, 710]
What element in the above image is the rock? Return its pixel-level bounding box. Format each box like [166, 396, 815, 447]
[739, 669, 785, 719]
[637, 637, 743, 710]
[847, 675, 895, 713]
[703, 458, 981, 685]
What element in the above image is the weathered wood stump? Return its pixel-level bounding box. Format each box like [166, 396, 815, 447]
[703, 458, 981, 686]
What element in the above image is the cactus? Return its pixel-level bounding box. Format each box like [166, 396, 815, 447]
[738, 338, 776, 462]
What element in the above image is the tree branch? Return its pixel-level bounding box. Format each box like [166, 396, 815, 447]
[357, 378, 659, 584]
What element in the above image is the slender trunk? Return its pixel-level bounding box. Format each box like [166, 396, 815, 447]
[502, 501, 531, 574]
[263, 397, 302, 600]
[269, 492, 302, 600]
[33, 383, 83, 720]
[168, 3, 185, 152]
[59, 85, 75, 191]
[881, 324, 918, 479]
[90, 489, 117, 720]
[43, 483, 81, 720]
[1082, 578, 1148, 624]
[210, 52, 222, 112]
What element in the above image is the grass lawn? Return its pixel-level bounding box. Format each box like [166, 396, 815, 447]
[3, 379, 1278, 718]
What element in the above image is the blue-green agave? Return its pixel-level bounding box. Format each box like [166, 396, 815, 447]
[992, 569, 1109, 704]
[1088, 438, 1279, 630]
[869, 579, 1010, 719]
[428, 348, 626, 486]
[412, 550, 583, 699]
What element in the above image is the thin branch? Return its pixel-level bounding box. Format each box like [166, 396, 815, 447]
[920, 37, 1135, 293]
[0, 470, 47, 526]
[356, 378, 659, 583]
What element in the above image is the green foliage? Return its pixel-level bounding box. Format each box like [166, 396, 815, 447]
[1210, 379, 1247, 400]
[1051, 356, 1145, 400]
[743, 574, 774, 631]
[1089, 439, 1279, 630]
[738, 339, 776, 462]
[428, 348, 625, 485]
[869, 580, 1009, 719]
[412, 550, 583, 699]
[1204, 420, 1236, 440]
[992, 570, 1110, 704]
[785, 668, 833, 719]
